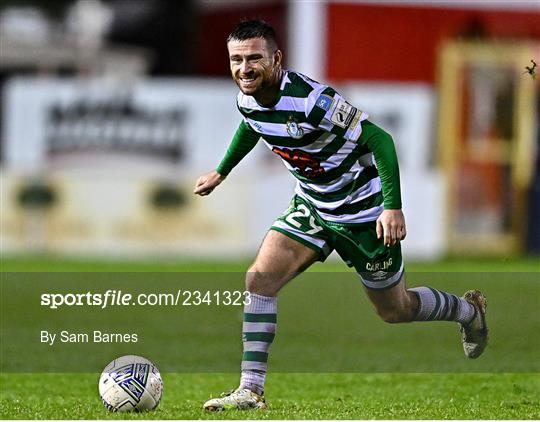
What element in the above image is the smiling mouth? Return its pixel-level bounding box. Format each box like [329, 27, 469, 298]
[239, 76, 257, 84]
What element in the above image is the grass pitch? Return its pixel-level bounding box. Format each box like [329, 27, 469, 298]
[1, 373, 539, 419]
[1, 256, 539, 419]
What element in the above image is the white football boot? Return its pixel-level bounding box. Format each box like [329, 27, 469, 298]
[459, 289, 488, 359]
[203, 388, 267, 411]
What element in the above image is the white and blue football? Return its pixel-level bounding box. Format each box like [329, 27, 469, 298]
[99, 355, 163, 412]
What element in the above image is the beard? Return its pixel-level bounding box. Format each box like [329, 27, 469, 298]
[235, 75, 262, 96]
[235, 67, 281, 97]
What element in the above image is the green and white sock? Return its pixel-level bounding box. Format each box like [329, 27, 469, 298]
[239, 293, 277, 395]
[410, 287, 475, 324]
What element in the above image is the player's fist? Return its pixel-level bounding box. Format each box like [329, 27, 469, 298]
[376, 209, 406, 247]
[193, 170, 226, 196]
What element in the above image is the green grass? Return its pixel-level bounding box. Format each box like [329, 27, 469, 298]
[0, 373, 539, 419]
[1, 256, 539, 419]
[2, 254, 539, 272]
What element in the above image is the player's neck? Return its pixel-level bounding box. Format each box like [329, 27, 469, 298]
[254, 69, 284, 108]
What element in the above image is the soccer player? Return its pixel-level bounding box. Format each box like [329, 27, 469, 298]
[194, 19, 488, 411]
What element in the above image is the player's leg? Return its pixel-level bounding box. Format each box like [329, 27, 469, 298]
[238, 229, 319, 397]
[364, 273, 474, 324]
[204, 231, 319, 411]
[363, 273, 417, 323]
[245, 229, 319, 297]
[332, 223, 488, 358]
[204, 197, 328, 411]
[364, 275, 488, 358]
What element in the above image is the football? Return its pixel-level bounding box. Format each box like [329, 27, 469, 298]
[98, 355, 163, 412]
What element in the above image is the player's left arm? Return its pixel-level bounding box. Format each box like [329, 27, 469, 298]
[359, 121, 406, 247]
[305, 87, 406, 246]
[305, 86, 365, 142]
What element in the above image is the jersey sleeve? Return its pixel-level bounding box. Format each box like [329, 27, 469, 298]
[305, 85, 369, 141]
[216, 120, 260, 176]
[358, 121, 402, 209]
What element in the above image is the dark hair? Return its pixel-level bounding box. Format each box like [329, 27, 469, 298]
[227, 19, 278, 50]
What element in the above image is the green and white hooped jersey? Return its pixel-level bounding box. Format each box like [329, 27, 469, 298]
[237, 70, 383, 224]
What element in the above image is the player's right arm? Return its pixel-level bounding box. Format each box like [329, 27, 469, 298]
[193, 120, 260, 196]
[193, 170, 226, 196]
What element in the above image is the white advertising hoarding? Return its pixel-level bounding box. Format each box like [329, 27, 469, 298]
[1, 77, 444, 259]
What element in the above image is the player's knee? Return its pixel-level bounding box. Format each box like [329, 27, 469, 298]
[376, 308, 402, 323]
[375, 305, 411, 324]
[245, 265, 263, 292]
[244, 265, 280, 296]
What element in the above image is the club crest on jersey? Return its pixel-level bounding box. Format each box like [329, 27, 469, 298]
[286, 116, 304, 139]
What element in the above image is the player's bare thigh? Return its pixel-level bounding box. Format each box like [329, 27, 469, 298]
[246, 230, 319, 297]
[364, 274, 419, 323]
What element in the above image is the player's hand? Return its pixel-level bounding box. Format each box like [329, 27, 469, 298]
[376, 209, 406, 247]
[193, 170, 226, 196]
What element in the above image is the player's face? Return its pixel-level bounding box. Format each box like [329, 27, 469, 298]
[227, 37, 282, 98]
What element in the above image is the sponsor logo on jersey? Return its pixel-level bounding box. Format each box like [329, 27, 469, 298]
[366, 257, 393, 272]
[272, 146, 325, 178]
[286, 116, 304, 139]
[330, 98, 357, 128]
[315, 94, 333, 111]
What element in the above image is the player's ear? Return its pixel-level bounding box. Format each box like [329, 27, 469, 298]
[273, 49, 282, 67]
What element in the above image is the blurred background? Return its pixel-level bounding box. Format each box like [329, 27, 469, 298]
[1, 0, 539, 262]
